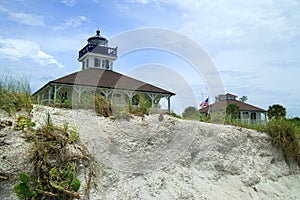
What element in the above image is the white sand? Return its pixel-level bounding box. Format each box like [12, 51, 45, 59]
[1, 105, 300, 199]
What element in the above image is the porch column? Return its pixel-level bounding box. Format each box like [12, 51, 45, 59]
[41, 94, 44, 104]
[148, 93, 158, 108]
[240, 111, 243, 123]
[73, 86, 86, 101]
[100, 89, 112, 100]
[48, 86, 52, 105]
[248, 112, 252, 124]
[53, 85, 63, 102]
[125, 91, 135, 105]
[37, 95, 40, 104]
[167, 96, 171, 114]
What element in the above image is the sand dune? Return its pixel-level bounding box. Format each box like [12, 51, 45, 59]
[1, 106, 299, 199]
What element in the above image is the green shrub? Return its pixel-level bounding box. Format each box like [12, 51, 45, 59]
[62, 100, 71, 108]
[265, 119, 300, 166]
[210, 112, 226, 124]
[182, 106, 199, 120]
[199, 113, 210, 122]
[50, 99, 71, 109]
[128, 94, 151, 116]
[94, 95, 112, 117]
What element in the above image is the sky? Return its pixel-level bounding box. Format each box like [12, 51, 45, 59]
[0, 0, 299, 116]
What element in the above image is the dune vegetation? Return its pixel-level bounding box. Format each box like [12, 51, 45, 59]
[0, 74, 95, 199]
[0, 73, 33, 116]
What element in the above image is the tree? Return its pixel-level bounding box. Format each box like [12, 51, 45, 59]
[182, 106, 199, 119]
[226, 104, 240, 123]
[267, 104, 286, 119]
[239, 96, 248, 102]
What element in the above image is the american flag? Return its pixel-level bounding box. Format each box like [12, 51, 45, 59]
[200, 97, 209, 108]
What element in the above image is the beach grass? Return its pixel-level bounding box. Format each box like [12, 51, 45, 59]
[265, 118, 300, 167]
[0, 73, 33, 115]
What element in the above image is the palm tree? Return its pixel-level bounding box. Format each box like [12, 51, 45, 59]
[267, 104, 286, 119]
[226, 104, 240, 123]
[239, 96, 248, 102]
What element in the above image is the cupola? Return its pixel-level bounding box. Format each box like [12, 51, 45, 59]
[78, 30, 117, 71]
[87, 30, 108, 46]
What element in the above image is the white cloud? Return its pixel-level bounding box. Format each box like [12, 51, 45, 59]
[8, 12, 45, 27]
[60, 0, 77, 7]
[0, 5, 45, 27]
[127, 0, 300, 43]
[63, 16, 87, 27]
[0, 38, 64, 68]
[51, 16, 88, 30]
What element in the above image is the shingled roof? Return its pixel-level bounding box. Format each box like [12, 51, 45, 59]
[34, 68, 175, 96]
[199, 99, 266, 113]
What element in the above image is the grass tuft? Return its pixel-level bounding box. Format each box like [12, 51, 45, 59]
[0, 73, 33, 115]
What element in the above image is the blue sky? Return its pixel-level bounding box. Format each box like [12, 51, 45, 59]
[0, 0, 299, 116]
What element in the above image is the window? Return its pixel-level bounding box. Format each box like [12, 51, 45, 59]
[102, 60, 109, 68]
[86, 58, 89, 68]
[242, 112, 249, 119]
[94, 58, 101, 67]
[251, 112, 256, 120]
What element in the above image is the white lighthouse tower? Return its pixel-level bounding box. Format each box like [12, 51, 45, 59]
[78, 30, 118, 71]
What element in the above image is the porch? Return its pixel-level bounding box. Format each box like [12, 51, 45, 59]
[34, 83, 172, 113]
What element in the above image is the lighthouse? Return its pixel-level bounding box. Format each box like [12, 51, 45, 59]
[78, 30, 118, 71]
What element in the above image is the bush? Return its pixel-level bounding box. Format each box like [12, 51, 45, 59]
[199, 113, 210, 122]
[265, 119, 300, 166]
[94, 95, 112, 117]
[182, 106, 199, 120]
[62, 100, 71, 109]
[128, 94, 151, 116]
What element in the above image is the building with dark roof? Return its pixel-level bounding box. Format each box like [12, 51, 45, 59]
[199, 93, 266, 124]
[33, 30, 175, 112]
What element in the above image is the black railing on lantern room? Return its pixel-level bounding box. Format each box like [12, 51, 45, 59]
[78, 44, 118, 59]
